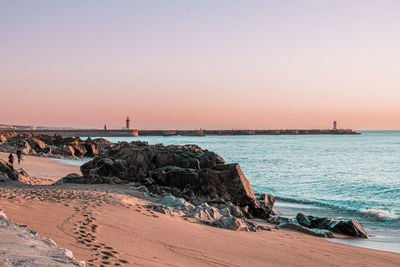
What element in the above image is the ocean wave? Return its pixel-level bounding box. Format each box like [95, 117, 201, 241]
[360, 209, 399, 221]
[273, 195, 400, 225]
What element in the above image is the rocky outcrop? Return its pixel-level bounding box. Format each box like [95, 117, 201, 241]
[73, 141, 272, 220]
[296, 213, 368, 238]
[0, 131, 112, 158]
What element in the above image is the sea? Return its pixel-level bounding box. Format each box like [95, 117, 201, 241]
[76, 131, 400, 253]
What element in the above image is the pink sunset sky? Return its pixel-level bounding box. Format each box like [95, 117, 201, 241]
[1, 1, 400, 130]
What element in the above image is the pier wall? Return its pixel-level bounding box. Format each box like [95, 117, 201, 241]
[12, 129, 139, 137]
[9, 129, 359, 137]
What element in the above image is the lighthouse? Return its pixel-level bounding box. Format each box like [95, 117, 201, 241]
[333, 121, 337, 130]
[126, 116, 130, 130]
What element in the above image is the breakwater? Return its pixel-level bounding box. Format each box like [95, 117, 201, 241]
[11, 129, 139, 137]
[9, 129, 359, 137]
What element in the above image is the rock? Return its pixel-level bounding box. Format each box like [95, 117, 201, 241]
[54, 173, 127, 185]
[257, 225, 272, 231]
[27, 138, 47, 152]
[141, 177, 154, 185]
[17, 169, 32, 183]
[0, 131, 107, 158]
[0, 171, 10, 182]
[211, 216, 249, 231]
[0, 159, 18, 180]
[259, 194, 276, 214]
[149, 163, 270, 219]
[330, 219, 368, 238]
[278, 222, 334, 238]
[267, 215, 293, 225]
[81, 157, 128, 179]
[309, 216, 335, 229]
[296, 212, 312, 228]
[143, 203, 184, 217]
[69, 142, 272, 219]
[0, 209, 7, 219]
[296, 213, 368, 238]
[219, 207, 231, 217]
[189, 203, 222, 222]
[84, 143, 98, 157]
[132, 185, 150, 195]
[53, 173, 84, 185]
[0, 213, 83, 266]
[54, 145, 75, 157]
[211, 202, 244, 218]
[156, 195, 195, 212]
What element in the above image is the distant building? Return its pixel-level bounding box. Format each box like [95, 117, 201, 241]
[333, 121, 337, 130]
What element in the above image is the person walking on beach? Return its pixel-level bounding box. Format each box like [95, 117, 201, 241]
[16, 148, 22, 164]
[8, 153, 14, 168]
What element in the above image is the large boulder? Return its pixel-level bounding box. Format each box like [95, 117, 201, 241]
[74, 142, 272, 219]
[149, 164, 269, 219]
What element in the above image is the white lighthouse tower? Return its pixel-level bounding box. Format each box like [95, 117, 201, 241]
[333, 121, 337, 131]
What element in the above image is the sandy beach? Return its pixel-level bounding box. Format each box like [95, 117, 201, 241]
[0, 152, 399, 266]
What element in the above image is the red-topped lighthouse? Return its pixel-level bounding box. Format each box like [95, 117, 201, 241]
[126, 116, 130, 130]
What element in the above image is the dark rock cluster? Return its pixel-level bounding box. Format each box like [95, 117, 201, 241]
[295, 212, 368, 238]
[0, 131, 111, 158]
[57, 141, 272, 220]
[267, 212, 368, 238]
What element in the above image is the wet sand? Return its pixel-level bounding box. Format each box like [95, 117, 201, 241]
[0, 153, 399, 266]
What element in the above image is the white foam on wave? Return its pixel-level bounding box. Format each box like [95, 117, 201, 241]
[361, 209, 399, 220]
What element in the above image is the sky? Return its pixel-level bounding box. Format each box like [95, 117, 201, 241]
[1, 0, 400, 130]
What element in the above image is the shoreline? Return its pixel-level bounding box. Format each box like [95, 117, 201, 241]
[3, 151, 399, 255]
[1, 152, 399, 266]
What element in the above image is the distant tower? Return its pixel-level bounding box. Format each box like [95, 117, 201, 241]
[333, 121, 337, 130]
[126, 116, 130, 130]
